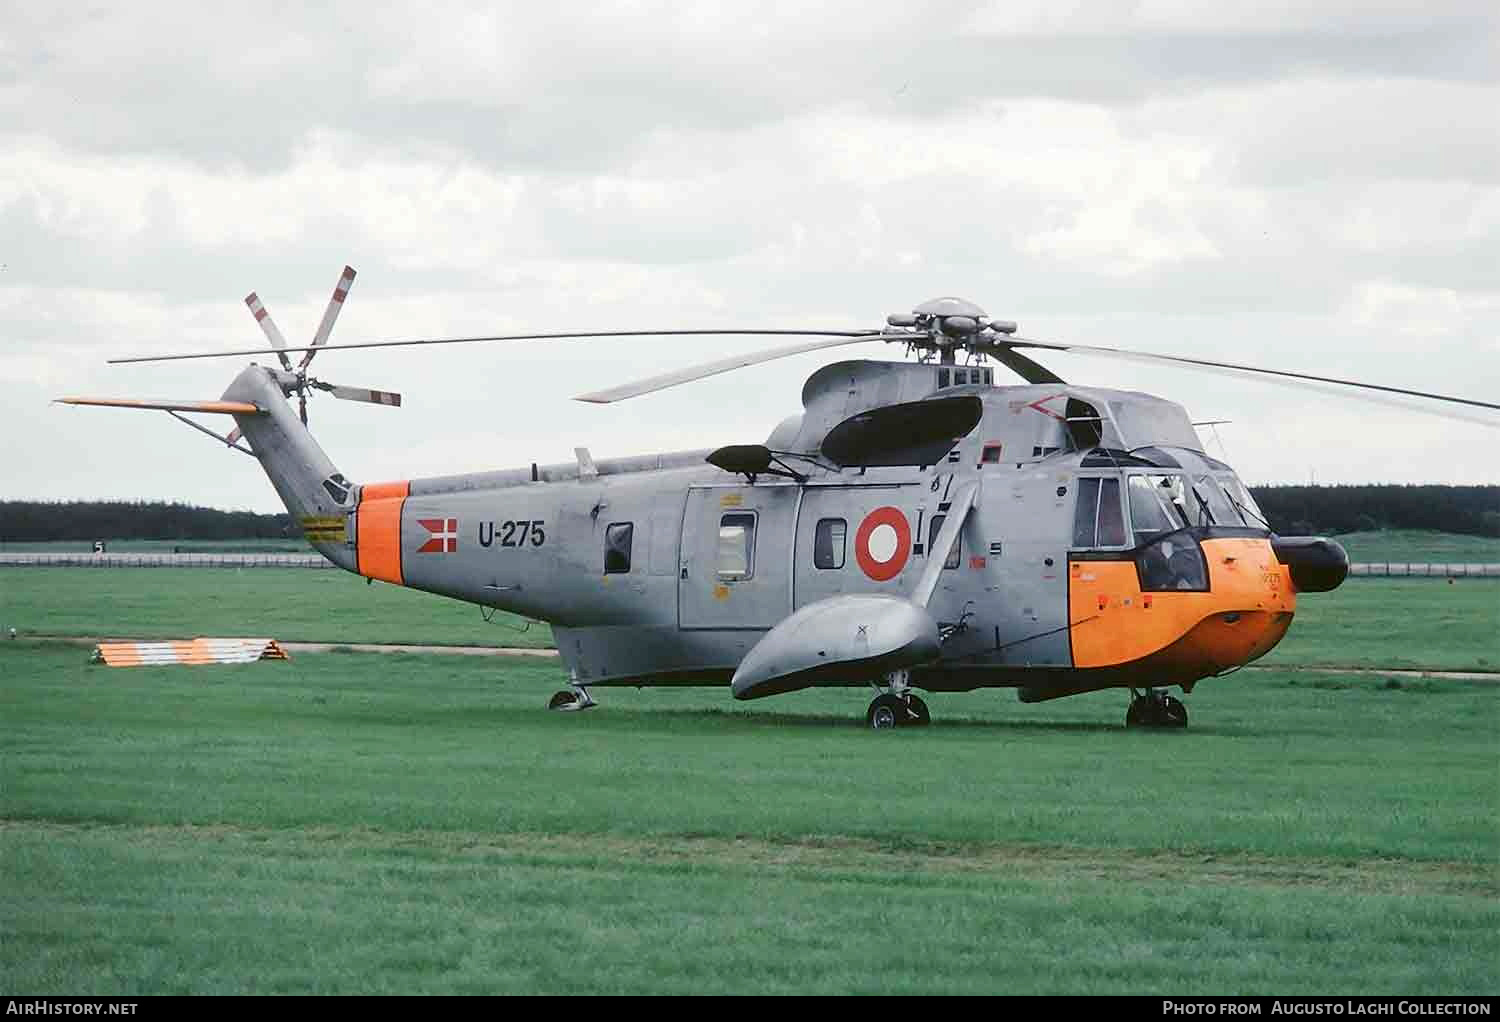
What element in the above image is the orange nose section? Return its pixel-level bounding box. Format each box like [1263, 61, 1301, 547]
[1069, 538, 1296, 674]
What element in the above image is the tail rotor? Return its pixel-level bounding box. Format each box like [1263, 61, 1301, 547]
[238, 265, 401, 425]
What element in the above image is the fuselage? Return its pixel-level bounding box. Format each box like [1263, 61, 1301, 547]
[265, 361, 1307, 701]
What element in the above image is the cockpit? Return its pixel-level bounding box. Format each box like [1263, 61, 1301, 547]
[1070, 446, 1270, 592]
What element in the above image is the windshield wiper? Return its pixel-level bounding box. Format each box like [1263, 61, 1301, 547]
[1227, 493, 1272, 530]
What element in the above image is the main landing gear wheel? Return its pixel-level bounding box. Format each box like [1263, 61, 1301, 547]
[867, 694, 902, 730]
[866, 693, 931, 730]
[1126, 689, 1188, 729]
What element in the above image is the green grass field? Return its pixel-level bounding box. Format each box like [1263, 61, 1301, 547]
[1329, 529, 1500, 564]
[2, 564, 1497, 993]
[2, 641, 1496, 994]
[0, 567, 555, 649]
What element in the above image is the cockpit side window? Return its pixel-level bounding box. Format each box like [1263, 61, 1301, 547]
[1073, 478, 1101, 548]
[1097, 479, 1126, 546]
[1072, 477, 1127, 549]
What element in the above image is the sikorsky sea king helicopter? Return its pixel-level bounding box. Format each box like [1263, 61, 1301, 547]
[61, 268, 1500, 729]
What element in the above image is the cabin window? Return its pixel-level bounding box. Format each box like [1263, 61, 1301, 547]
[928, 514, 962, 569]
[604, 522, 634, 574]
[718, 512, 757, 580]
[981, 443, 1004, 464]
[937, 369, 950, 388]
[814, 518, 846, 569]
[1072, 478, 1127, 548]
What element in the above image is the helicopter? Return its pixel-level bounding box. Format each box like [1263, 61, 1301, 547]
[59, 267, 1500, 729]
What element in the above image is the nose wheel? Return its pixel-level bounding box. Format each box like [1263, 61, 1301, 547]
[547, 687, 597, 712]
[1126, 688, 1188, 729]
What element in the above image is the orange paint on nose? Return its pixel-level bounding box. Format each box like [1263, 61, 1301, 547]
[1069, 538, 1296, 671]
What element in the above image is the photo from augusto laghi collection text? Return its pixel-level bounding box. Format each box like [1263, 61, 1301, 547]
[1162, 1002, 1493, 1016]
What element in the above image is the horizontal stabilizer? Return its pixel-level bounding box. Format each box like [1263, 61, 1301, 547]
[56, 397, 264, 415]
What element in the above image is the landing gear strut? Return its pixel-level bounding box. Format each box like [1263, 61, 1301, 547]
[547, 685, 597, 712]
[866, 670, 931, 730]
[1126, 688, 1188, 729]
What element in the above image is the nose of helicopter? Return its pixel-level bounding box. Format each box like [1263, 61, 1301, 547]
[1068, 536, 1300, 678]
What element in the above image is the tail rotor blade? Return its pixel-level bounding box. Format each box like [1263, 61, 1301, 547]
[300, 265, 357, 370]
[244, 293, 294, 372]
[326, 384, 401, 408]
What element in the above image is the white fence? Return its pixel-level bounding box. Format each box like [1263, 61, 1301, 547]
[1347, 562, 1500, 578]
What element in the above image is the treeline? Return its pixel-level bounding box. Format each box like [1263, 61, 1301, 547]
[0, 501, 297, 542]
[1247, 485, 1500, 537]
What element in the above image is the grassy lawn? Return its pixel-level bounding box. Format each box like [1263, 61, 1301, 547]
[2, 642, 1496, 994]
[1329, 529, 1500, 564]
[0, 567, 553, 649]
[1263, 577, 1499, 672]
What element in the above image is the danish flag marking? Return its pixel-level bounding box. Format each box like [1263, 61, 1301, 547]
[418, 518, 458, 553]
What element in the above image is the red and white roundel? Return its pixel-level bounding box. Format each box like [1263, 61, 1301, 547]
[854, 507, 912, 582]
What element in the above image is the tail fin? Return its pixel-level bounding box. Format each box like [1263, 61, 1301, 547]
[222, 365, 358, 571]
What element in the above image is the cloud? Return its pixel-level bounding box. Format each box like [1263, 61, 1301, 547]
[2, 1, 1497, 508]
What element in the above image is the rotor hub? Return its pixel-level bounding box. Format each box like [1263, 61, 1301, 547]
[884, 297, 1019, 362]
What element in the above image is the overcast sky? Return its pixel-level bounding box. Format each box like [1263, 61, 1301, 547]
[3, 1, 1497, 512]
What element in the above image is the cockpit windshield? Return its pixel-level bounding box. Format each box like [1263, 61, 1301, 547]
[1127, 474, 1189, 545]
[1215, 472, 1270, 529]
[1126, 469, 1267, 541]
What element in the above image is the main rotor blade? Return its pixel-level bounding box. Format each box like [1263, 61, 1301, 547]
[324, 384, 402, 407]
[300, 265, 357, 371]
[1002, 337, 1500, 419]
[108, 329, 884, 365]
[971, 340, 1064, 384]
[573, 334, 906, 403]
[243, 293, 294, 372]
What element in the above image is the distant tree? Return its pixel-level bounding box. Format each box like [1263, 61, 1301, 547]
[1249, 485, 1499, 536]
[0, 501, 297, 542]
